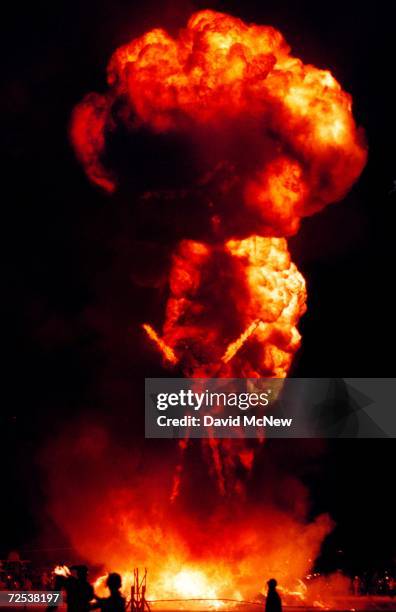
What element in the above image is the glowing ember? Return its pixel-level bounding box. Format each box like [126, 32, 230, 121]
[221, 319, 262, 364]
[54, 565, 71, 577]
[142, 323, 178, 365]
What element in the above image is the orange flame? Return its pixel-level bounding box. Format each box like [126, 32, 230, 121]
[63, 9, 368, 609]
[159, 237, 306, 378]
[70, 8, 366, 377]
[71, 9, 366, 238]
[221, 319, 262, 364]
[142, 323, 178, 365]
[54, 565, 71, 577]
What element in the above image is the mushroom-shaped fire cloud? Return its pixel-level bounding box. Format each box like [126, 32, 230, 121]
[70, 9, 366, 377]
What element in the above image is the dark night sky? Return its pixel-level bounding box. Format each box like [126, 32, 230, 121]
[1, 0, 396, 573]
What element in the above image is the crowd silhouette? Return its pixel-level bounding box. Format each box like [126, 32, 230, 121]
[1, 560, 394, 612]
[50, 565, 125, 612]
[48, 568, 284, 612]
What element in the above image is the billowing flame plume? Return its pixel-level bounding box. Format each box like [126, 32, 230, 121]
[70, 9, 366, 378]
[59, 8, 367, 607]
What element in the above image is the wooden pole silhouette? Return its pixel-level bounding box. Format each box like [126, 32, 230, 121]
[130, 568, 150, 612]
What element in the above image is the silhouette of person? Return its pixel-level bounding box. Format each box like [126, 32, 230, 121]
[92, 573, 125, 612]
[53, 565, 94, 612]
[265, 579, 282, 612]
